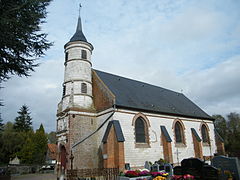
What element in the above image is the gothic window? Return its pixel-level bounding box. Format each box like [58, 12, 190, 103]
[81, 83, 87, 93]
[174, 121, 184, 143]
[135, 117, 147, 143]
[65, 52, 68, 61]
[81, 50, 87, 59]
[62, 85, 66, 96]
[201, 124, 209, 143]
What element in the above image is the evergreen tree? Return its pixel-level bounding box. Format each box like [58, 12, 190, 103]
[17, 131, 35, 164]
[47, 131, 56, 144]
[0, 0, 53, 81]
[227, 112, 240, 157]
[33, 124, 48, 164]
[0, 122, 25, 164]
[213, 112, 240, 157]
[14, 105, 33, 132]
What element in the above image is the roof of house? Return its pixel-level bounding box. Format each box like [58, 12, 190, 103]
[47, 144, 57, 153]
[94, 69, 213, 120]
[102, 120, 125, 143]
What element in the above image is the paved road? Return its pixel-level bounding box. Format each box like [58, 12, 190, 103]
[12, 173, 56, 180]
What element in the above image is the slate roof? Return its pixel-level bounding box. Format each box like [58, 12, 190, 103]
[102, 120, 125, 143]
[191, 128, 202, 142]
[69, 17, 88, 43]
[94, 69, 213, 120]
[160, 126, 172, 142]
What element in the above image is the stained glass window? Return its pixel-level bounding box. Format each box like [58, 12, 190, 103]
[201, 125, 209, 143]
[135, 117, 146, 143]
[175, 122, 183, 143]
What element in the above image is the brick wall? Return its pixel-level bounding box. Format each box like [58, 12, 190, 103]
[103, 126, 125, 170]
[215, 138, 225, 155]
[192, 132, 203, 159]
[69, 114, 99, 169]
[92, 71, 114, 112]
[161, 134, 173, 163]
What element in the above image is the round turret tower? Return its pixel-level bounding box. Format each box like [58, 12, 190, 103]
[56, 12, 99, 175]
[62, 15, 94, 111]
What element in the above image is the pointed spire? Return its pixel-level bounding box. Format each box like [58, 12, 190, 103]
[69, 3, 87, 43]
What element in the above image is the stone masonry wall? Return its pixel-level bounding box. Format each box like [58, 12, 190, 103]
[113, 109, 217, 167]
[69, 114, 99, 169]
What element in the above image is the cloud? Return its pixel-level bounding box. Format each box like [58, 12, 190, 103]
[1, 58, 63, 132]
[182, 55, 240, 115]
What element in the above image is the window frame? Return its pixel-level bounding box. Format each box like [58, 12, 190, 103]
[62, 85, 66, 97]
[172, 119, 186, 147]
[201, 123, 210, 145]
[135, 117, 146, 143]
[81, 83, 87, 94]
[81, 50, 87, 59]
[132, 113, 150, 148]
[175, 122, 183, 143]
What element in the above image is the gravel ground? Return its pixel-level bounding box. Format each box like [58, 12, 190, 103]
[11, 173, 57, 180]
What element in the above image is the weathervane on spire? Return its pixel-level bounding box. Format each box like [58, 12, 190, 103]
[79, 3, 82, 17]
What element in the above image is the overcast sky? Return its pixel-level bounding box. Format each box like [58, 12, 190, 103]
[1, 0, 240, 132]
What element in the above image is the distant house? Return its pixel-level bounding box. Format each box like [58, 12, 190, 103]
[46, 144, 57, 164]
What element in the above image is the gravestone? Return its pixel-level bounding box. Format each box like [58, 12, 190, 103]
[181, 158, 204, 179]
[159, 165, 165, 171]
[151, 163, 160, 172]
[125, 163, 131, 170]
[164, 163, 173, 177]
[202, 165, 219, 180]
[144, 161, 151, 171]
[212, 156, 240, 180]
[173, 166, 182, 175]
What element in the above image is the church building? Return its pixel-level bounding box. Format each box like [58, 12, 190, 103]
[56, 14, 225, 174]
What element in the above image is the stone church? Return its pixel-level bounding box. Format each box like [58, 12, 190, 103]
[56, 15, 225, 174]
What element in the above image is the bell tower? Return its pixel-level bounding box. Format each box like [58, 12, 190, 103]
[62, 12, 94, 111]
[56, 6, 99, 174]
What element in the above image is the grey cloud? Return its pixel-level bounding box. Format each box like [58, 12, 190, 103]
[1, 0, 240, 132]
[1, 59, 63, 132]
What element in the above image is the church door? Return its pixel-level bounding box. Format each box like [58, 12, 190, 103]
[60, 145, 67, 170]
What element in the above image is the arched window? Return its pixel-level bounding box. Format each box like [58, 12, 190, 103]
[81, 50, 87, 59]
[135, 117, 146, 143]
[174, 121, 184, 143]
[81, 83, 87, 93]
[201, 124, 209, 143]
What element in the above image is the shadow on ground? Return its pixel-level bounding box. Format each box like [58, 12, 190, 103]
[12, 173, 56, 180]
